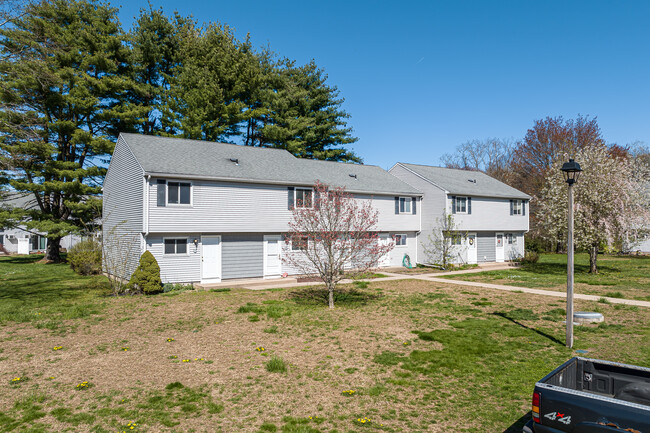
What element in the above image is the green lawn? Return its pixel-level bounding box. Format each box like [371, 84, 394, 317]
[442, 253, 650, 300]
[0, 255, 648, 432]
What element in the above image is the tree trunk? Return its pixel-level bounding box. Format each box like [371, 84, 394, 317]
[45, 237, 62, 262]
[328, 284, 334, 309]
[589, 244, 598, 274]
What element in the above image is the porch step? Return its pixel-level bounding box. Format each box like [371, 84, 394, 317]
[195, 277, 299, 290]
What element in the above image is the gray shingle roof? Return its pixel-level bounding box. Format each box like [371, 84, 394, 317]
[119, 133, 421, 196]
[0, 193, 37, 210]
[395, 163, 530, 199]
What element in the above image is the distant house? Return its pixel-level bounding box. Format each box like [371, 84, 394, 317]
[103, 134, 422, 284]
[389, 163, 530, 264]
[0, 194, 81, 255]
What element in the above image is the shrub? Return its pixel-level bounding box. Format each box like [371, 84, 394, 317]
[519, 251, 539, 264]
[68, 238, 102, 275]
[127, 251, 162, 294]
[163, 283, 194, 293]
[265, 356, 287, 373]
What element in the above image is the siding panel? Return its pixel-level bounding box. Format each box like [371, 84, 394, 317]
[102, 137, 144, 279]
[147, 180, 420, 234]
[146, 234, 201, 283]
[221, 234, 264, 279]
[477, 232, 496, 262]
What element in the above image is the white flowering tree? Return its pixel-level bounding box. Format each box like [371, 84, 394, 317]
[538, 144, 650, 273]
[283, 182, 395, 309]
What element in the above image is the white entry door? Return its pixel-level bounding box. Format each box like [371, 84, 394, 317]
[467, 233, 477, 264]
[201, 235, 221, 283]
[378, 233, 391, 267]
[264, 235, 282, 278]
[17, 237, 30, 255]
[495, 233, 504, 262]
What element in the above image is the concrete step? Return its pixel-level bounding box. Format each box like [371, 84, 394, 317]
[196, 277, 298, 290]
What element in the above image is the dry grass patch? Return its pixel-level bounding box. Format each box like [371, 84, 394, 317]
[0, 260, 648, 432]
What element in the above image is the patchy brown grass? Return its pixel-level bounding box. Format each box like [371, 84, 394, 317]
[0, 277, 648, 433]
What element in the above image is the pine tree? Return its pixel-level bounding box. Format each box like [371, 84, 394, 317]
[0, 0, 145, 261]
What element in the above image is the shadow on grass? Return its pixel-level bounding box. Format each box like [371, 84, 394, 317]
[1, 254, 46, 264]
[493, 312, 564, 346]
[502, 412, 531, 433]
[287, 286, 381, 307]
[520, 261, 619, 276]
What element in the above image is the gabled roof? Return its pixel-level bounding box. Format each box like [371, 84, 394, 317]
[118, 133, 421, 196]
[393, 162, 530, 200]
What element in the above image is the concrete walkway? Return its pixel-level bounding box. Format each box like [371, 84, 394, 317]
[230, 263, 650, 308]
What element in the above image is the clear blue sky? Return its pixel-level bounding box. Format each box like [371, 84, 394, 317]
[115, 0, 650, 170]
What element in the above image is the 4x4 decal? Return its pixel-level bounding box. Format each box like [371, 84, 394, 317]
[544, 412, 572, 425]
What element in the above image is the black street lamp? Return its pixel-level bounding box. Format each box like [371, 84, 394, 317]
[561, 158, 582, 348]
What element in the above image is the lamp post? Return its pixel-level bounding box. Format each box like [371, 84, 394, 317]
[561, 159, 582, 348]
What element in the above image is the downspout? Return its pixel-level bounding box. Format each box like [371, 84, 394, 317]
[417, 195, 422, 264]
[143, 175, 150, 251]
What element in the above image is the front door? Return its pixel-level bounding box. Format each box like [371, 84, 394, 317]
[201, 235, 221, 283]
[264, 235, 282, 278]
[378, 233, 391, 267]
[467, 233, 477, 264]
[495, 232, 504, 262]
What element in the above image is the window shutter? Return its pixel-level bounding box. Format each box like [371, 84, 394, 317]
[395, 197, 399, 214]
[510, 200, 513, 215]
[412, 197, 417, 215]
[157, 180, 166, 207]
[451, 196, 456, 214]
[467, 197, 472, 215]
[288, 187, 294, 210]
[314, 190, 320, 210]
[522, 200, 526, 216]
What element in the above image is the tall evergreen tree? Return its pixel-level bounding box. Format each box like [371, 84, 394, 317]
[129, 7, 192, 135]
[0, 0, 144, 261]
[253, 60, 360, 162]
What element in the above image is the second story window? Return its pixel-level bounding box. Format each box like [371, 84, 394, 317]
[168, 182, 191, 205]
[510, 199, 526, 216]
[454, 196, 468, 213]
[295, 188, 313, 208]
[399, 197, 412, 214]
[157, 180, 191, 206]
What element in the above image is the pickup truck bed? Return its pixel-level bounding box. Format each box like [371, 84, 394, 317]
[524, 357, 650, 433]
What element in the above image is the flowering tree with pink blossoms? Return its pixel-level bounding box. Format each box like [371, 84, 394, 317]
[538, 144, 650, 273]
[283, 182, 395, 309]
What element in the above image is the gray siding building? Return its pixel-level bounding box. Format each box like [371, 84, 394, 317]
[389, 163, 530, 265]
[103, 134, 422, 284]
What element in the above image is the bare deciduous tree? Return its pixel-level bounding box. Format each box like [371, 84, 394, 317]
[440, 138, 514, 184]
[423, 211, 467, 270]
[282, 182, 394, 309]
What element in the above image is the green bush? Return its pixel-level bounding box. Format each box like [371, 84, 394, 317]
[67, 238, 102, 275]
[163, 283, 194, 293]
[127, 251, 162, 294]
[519, 251, 539, 264]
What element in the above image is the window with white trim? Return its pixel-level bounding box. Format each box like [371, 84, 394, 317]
[394, 234, 407, 246]
[513, 200, 523, 215]
[291, 235, 309, 251]
[164, 238, 188, 255]
[399, 197, 412, 214]
[295, 188, 313, 208]
[448, 232, 462, 246]
[168, 181, 191, 205]
[454, 196, 467, 213]
[507, 233, 517, 245]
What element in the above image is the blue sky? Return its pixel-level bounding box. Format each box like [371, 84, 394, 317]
[116, 0, 650, 169]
